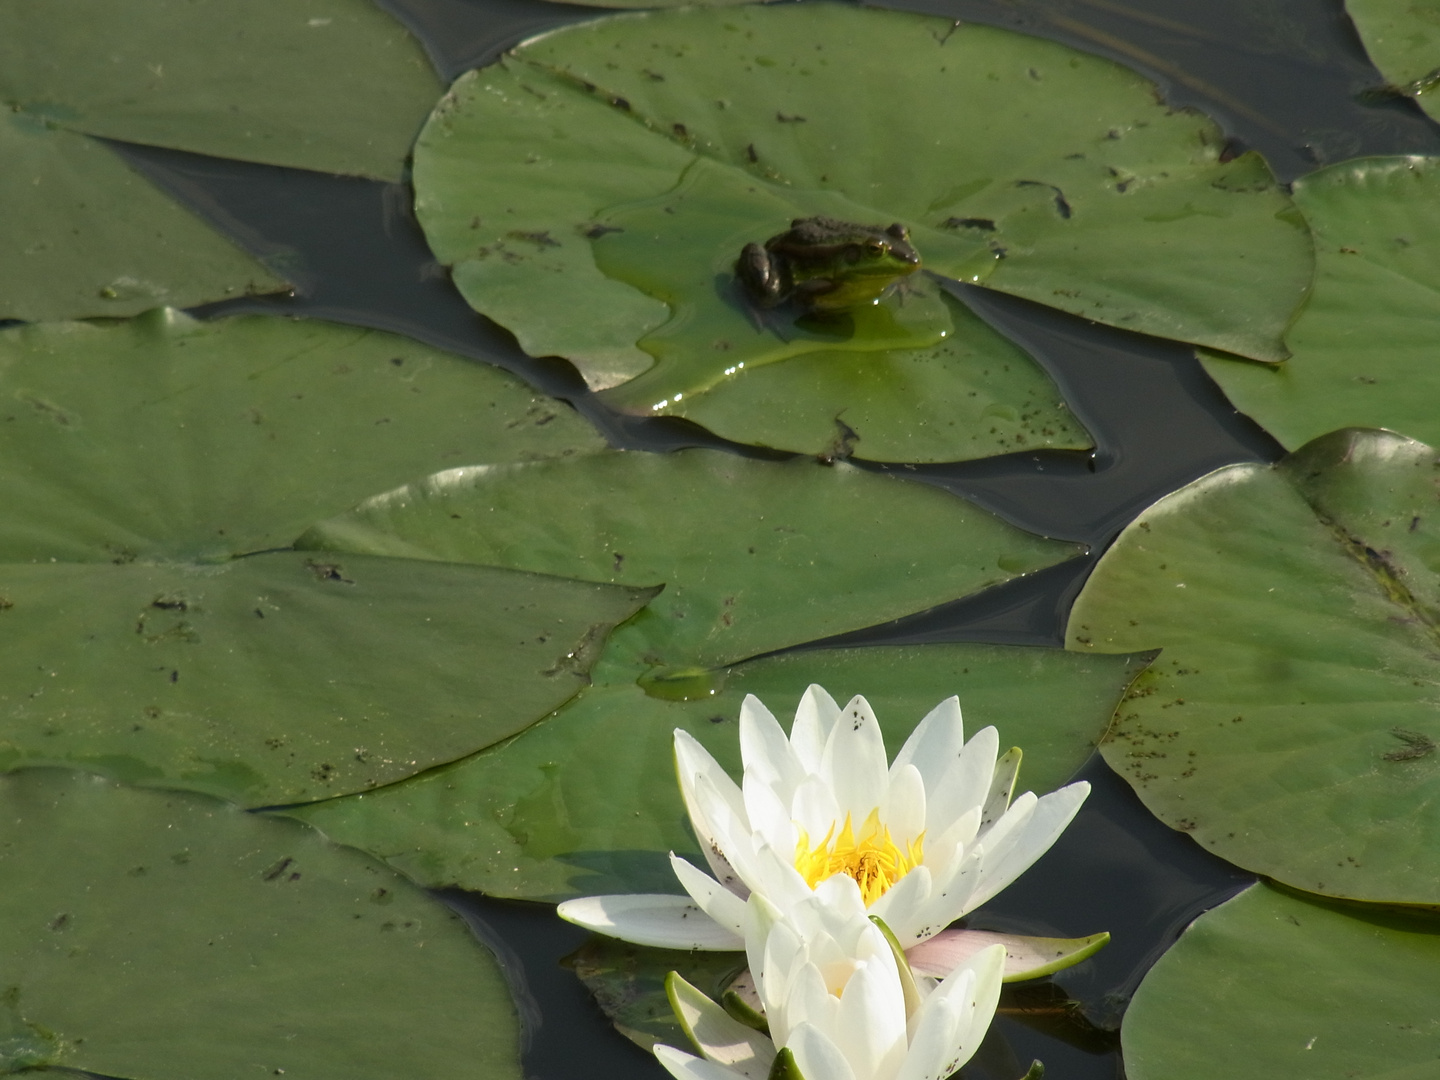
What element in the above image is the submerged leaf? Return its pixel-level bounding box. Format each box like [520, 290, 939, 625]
[1069, 428, 1440, 903]
[0, 768, 521, 1080]
[1346, 0, 1440, 121]
[1123, 883, 1440, 1079]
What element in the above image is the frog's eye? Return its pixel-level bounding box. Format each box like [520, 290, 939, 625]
[864, 240, 886, 256]
[886, 223, 910, 240]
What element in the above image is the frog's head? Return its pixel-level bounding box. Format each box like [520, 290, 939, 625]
[780, 217, 921, 279]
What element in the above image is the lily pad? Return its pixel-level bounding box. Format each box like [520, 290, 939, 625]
[1067, 428, 1440, 904]
[0, 113, 287, 323]
[0, 552, 653, 806]
[414, 3, 1311, 405]
[288, 637, 1146, 900]
[1346, 0, 1440, 121]
[0, 309, 604, 563]
[296, 447, 1081, 668]
[0, 767, 520, 1080]
[0, 309, 643, 806]
[645, 289, 1092, 464]
[0, 0, 442, 180]
[1201, 156, 1440, 450]
[1122, 882, 1440, 1080]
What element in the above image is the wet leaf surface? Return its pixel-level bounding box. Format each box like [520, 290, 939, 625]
[658, 289, 1092, 464]
[0, 768, 521, 1080]
[1068, 428, 1440, 903]
[415, 3, 1311, 414]
[1202, 156, 1440, 450]
[1346, 0, 1440, 121]
[289, 636, 1145, 899]
[1123, 882, 1440, 1080]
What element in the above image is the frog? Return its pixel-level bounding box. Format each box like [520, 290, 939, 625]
[735, 216, 921, 314]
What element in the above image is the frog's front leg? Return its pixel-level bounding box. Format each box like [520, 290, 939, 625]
[736, 243, 787, 307]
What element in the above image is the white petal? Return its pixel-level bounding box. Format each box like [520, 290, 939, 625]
[741, 694, 805, 801]
[744, 773, 798, 857]
[691, 772, 768, 894]
[924, 726, 999, 838]
[881, 763, 926, 847]
[675, 729, 750, 894]
[556, 893, 742, 950]
[821, 695, 890, 824]
[788, 1021, 859, 1080]
[667, 972, 777, 1080]
[865, 863, 932, 947]
[965, 782, 1088, 911]
[898, 944, 1004, 1080]
[920, 805, 981, 884]
[834, 957, 908, 1080]
[781, 961, 838, 1045]
[789, 773, 843, 845]
[671, 855, 750, 937]
[891, 697, 964, 790]
[655, 1043, 752, 1080]
[790, 685, 842, 772]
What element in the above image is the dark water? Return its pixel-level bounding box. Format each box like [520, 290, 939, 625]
[110, 1, 1440, 1076]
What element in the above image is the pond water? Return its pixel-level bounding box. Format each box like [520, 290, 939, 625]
[103, 1, 1440, 1077]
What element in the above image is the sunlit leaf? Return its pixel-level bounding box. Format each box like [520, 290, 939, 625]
[660, 290, 1092, 464]
[0, 552, 654, 806]
[297, 447, 1080, 668]
[0, 112, 286, 322]
[0, 310, 638, 805]
[288, 636, 1146, 900]
[1123, 882, 1440, 1080]
[0, 768, 520, 1080]
[0, 309, 604, 563]
[415, 3, 1311, 408]
[1202, 156, 1440, 450]
[0, 0, 442, 179]
[1068, 428, 1440, 903]
[1346, 0, 1440, 121]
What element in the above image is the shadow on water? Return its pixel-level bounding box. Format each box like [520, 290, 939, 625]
[105, 0, 1440, 1076]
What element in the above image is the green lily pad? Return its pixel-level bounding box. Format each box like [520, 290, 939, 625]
[287, 636, 1146, 900]
[1122, 882, 1440, 1080]
[0, 309, 604, 564]
[415, 3, 1311, 407]
[296, 447, 1080, 668]
[637, 289, 1092, 464]
[0, 552, 653, 806]
[0, 310, 641, 806]
[0, 113, 287, 323]
[567, 937, 748, 1052]
[0, 0, 441, 180]
[1202, 156, 1440, 450]
[1346, 0, 1440, 121]
[1068, 428, 1440, 904]
[0, 767, 519, 1080]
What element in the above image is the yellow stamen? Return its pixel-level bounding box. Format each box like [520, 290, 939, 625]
[793, 809, 925, 906]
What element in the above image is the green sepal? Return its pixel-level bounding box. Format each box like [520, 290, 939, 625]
[1018, 1061, 1045, 1080]
[768, 1046, 806, 1080]
[721, 988, 770, 1035]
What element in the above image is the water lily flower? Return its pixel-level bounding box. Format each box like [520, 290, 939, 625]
[655, 876, 1006, 1080]
[560, 686, 1099, 977]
